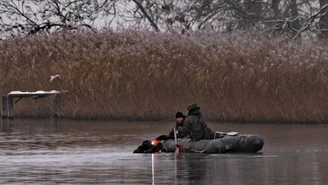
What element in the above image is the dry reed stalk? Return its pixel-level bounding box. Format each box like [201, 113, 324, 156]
[0, 30, 328, 123]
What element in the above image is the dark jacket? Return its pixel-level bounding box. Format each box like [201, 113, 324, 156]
[167, 120, 189, 139]
[156, 115, 190, 141]
[180, 109, 214, 141]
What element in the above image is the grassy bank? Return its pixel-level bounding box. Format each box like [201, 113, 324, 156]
[0, 30, 328, 123]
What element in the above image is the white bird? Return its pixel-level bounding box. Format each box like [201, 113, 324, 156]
[50, 75, 61, 82]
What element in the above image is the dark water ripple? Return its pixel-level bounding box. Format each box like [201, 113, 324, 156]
[0, 119, 328, 185]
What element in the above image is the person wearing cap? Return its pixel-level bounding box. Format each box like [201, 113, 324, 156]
[156, 111, 188, 140]
[179, 104, 214, 141]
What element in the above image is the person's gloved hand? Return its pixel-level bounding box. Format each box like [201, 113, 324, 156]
[156, 135, 168, 141]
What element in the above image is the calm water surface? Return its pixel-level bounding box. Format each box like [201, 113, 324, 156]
[0, 119, 328, 185]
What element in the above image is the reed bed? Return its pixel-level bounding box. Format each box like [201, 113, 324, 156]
[0, 30, 328, 123]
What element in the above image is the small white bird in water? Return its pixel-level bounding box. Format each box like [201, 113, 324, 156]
[50, 75, 61, 82]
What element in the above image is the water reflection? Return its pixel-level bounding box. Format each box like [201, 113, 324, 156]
[2, 119, 12, 133]
[0, 119, 328, 184]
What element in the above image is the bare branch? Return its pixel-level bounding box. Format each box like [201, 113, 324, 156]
[131, 0, 160, 32]
[0, 0, 116, 38]
[292, 3, 328, 39]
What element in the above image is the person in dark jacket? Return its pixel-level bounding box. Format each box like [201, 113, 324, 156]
[156, 111, 188, 140]
[179, 104, 214, 141]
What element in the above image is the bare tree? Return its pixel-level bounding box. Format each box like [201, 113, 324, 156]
[130, 0, 160, 32]
[126, 0, 270, 33]
[1, 0, 328, 40]
[125, 0, 328, 40]
[257, 0, 328, 39]
[0, 0, 117, 38]
[319, 0, 328, 38]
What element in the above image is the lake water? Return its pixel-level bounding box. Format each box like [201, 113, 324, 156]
[0, 119, 328, 185]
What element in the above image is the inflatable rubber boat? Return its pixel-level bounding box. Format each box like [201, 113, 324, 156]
[133, 132, 264, 154]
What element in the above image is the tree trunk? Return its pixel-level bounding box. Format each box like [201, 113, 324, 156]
[272, 0, 281, 19]
[243, 0, 263, 28]
[319, 0, 328, 38]
[131, 0, 160, 32]
[290, 0, 301, 30]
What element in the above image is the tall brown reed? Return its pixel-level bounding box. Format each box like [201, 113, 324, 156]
[1, 29, 328, 123]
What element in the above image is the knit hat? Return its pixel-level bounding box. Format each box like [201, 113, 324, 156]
[187, 104, 200, 111]
[175, 111, 185, 118]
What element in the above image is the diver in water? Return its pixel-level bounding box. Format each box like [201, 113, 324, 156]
[133, 112, 187, 153]
[133, 140, 163, 153]
[134, 112, 187, 153]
